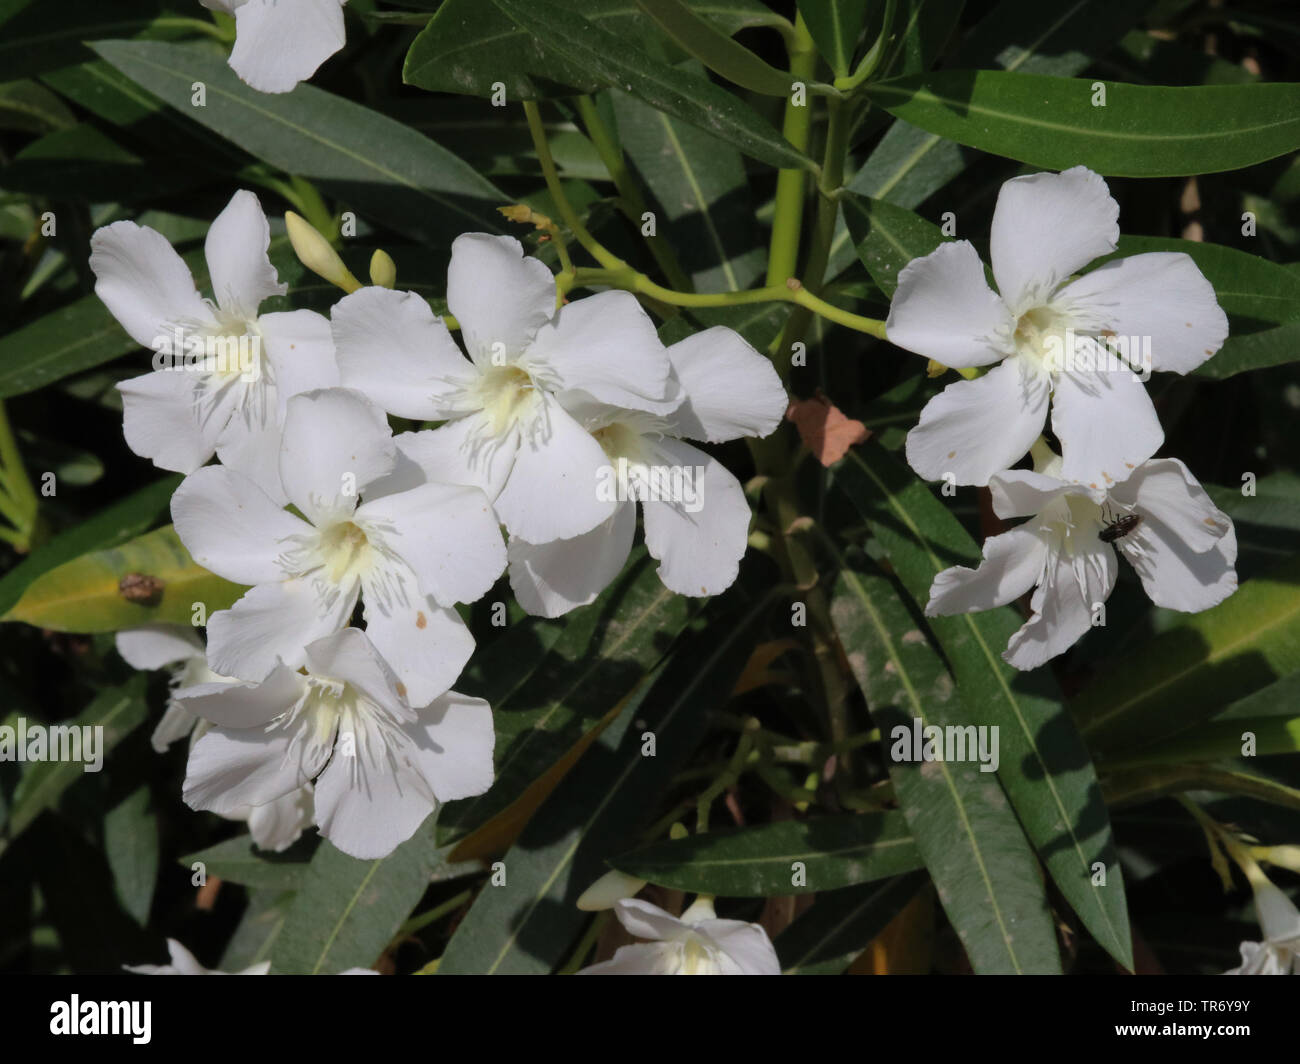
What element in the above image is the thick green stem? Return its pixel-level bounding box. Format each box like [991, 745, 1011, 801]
[765, 14, 817, 287]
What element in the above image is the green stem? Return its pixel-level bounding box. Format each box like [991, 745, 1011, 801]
[523, 100, 622, 271]
[573, 96, 692, 291]
[765, 14, 818, 287]
[569, 267, 885, 338]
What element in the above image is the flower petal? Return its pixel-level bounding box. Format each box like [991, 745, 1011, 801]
[507, 501, 636, 617]
[493, 396, 616, 541]
[175, 665, 307, 729]
[388, 414, 520, 502]
[360, 592, 474, 708]
[926, 528, 1048, 615]
[115, 624, 202, 670]
[207, 577, 356, 681]
[886, 241, 1014, 368]
[358, 481, 506, 607]
[613, 898, 689, 942]
[1118, 516, 1237, 612]
[989, 166, 1119, 313]
[184, 719, 319, 816]
[117, 369, 218, 474]
[171, 465, 310, 584]
[640, 439, 752, 597]
[578, 942, 679, 975]
[90, 220, 212, 348]
[258, 309, 340, 420]
[661, 326, 787, 442]
[405, 691, 495, 803]
[446, 234, 555, 363]
[905, 357, 1049, 486]
[312, 750, 435, 860]
[528, 290, 679, 414]
[331, 286, 475, 419]
[1108, 457, 1231, 555]
[988, 468, 1096, 520]
[1003, 540, 1117, 670]
[1051, 357, 1164, 488]
[1056, 251, 1228, 374]
[701, 919, 781, 975]
[204, 190, 285, 318]
[280, 388, 395, 525]
[213, 394, 289, 505]
[228, 0, 347, 94]
[244, 785, 313, 852]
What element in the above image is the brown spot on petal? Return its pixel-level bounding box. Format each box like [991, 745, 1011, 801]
[395, 682, 407, 698]
[1090, 482, 1098, 489]
[948, 450, 957, 459]
[1125, 462, 1135, 469]
[416, 611, 427, 629]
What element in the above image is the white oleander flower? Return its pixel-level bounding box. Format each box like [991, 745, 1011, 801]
[170, 388, 504, 705]
[579, 897, 780, 975]
[201, 0, 348, 94]
[90, 190, 337, 502]
[1228, 876, 1300, 974]
[509, 327, 786, 616]
[925, 448, 1236, 670]
[330, 233, 681, 544]
[178, 627, 494, 860]
[126, 938, 270, 975]
[886, 166, 1227, 487]
[115, 624, 314, 852]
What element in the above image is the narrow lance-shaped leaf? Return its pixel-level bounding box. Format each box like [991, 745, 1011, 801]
[831, 443, 1132, 970]
[611, 812, 923, 896]
[635, 0, 793, 95]
[827, 545, 1062, 974]
[775, 872, 927, 974]
[864, 71, 1300, 177]
[1, 525, 244, 632]
[437, 590, 771, 975]
[92, 40, 507, 248]
[797, 0, 873, 78]
[487, 0, 817, 173]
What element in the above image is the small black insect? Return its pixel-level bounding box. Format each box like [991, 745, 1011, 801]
[1099, 513, 1142, 543]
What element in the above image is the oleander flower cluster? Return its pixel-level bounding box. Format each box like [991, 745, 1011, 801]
[90, 190, 787, 863]
[887, 166, 1239, 669]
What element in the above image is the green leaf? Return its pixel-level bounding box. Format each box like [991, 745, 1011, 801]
[882, 0, 965, 79]
[437, 591, 770, 974]
[270, 829, 449, 974]
[798, 0, 872, 78]
[1102, 761, 1300, 815]
[0, 79, 75, 132]
[610, 87, 765, 292]
[0, 476, 178, 617]
[827, 545, 1061, 974]
[832, 443, 1132, 970]
[92, 40, 506, 248]
[440, 552, 694, 840]
[1, 525, 244, 633]
[841, 190, 946, 297]
[1106, 716, 1300, 769]
[104, 786, 158, 925]
[612, 812, 922, 895]
[181, 836, 313, 893]
[864, 71, 1300, 177]
[219, 888, 295, 973]
[403, 0, 780, 99]
[0, 0, 182, 81]
[637, 0, 792, 94]
[1075, 555, 1300, 756]
[486, 0, 816, 172]
[775, 873, 926, 974]
[0, 675, 148, 849]
[835, 0, 1161, 275]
